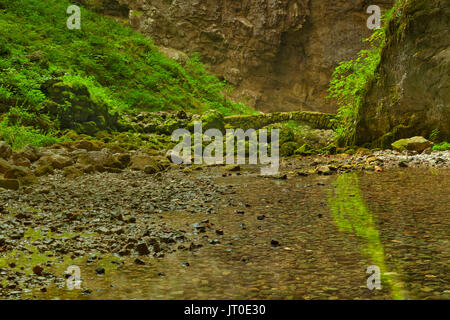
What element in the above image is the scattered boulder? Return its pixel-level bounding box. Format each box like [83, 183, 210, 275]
[0, 158, 13, 174]
[37, 154, 73, 170]
[316, 165, 332, 175]
[63, 166, 84, 179]
[0, 179, 20, 190]
[4, 166, 38, 186]
[0, 141, 12, 159]
[95, 267, 105, 275]
[73, 140, 96, 151]
[16, 145, 40, 162]
[116, 153, 131, 168]
[129, 154, 168, 173]
[136, 242, 150, 256]
[33, 164, 54, 177]
[392, 136, 433, 153]
[4, 166, 32, 179]
[11, 154, 32, 167]
[32, 265, 44, 276]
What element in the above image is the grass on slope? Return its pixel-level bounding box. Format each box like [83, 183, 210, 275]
[0, 0, 254, 116]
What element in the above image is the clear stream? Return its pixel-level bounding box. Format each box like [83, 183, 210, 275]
[32, 168, 449, 300]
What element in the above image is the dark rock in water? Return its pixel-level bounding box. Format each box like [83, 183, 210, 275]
[136, 242, 150, 255]
[316, 166, 332, 175]
[147, 238, 162, 253]
[399, 161, 409, 168]
[189, 242, 203, 251]
[257, 215, 266, 221]
[95, 267, 105, 275]
[33, 265, 44, 276]
[134, 258, 146, 265]
[270, 240, 280, 247]
[273, 173, 287, 180]
[82, 289, 92, 295]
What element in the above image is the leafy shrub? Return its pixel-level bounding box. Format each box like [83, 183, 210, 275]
[0, 0, 254, 121]
[432, 142, 450, 151]
[0, 119, 62, 150]
[327, 4, 402, 146]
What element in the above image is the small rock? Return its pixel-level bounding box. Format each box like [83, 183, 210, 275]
[134, 258, 146, 265]
[32, 265, 44, 276]
[0, 179, 20, 190]
[95, 267, 105, 275]
[316, 166, 332, 175]
[392, 136, 433, 153]
[224, 164, 240, 172]
[136, 242, 150, 255]
[270, 240, 280, 247]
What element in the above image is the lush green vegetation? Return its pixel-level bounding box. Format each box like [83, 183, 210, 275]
[0, 0, 255, 148]
[327, 4, 402, 146]
[432, 142, 450, 151]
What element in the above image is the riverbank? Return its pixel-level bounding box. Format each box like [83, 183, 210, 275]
[1, 148, 449, 299]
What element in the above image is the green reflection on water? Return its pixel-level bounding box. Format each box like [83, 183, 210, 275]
[328, 173, 404, 300]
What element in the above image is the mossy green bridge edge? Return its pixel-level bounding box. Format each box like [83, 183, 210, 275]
[224, 111, 336, 131]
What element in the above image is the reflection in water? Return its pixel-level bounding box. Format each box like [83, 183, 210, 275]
[328, 173, 404, 300]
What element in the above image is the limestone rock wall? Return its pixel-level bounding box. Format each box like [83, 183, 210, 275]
[115, 0, 393, 113]
[355, 0, 450, 147]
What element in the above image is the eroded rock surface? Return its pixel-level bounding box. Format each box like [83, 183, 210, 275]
[113, 0, 393, 113]
[356, 0, 450, 147]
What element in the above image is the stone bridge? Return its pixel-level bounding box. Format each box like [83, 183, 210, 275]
[224, 111, 336, 131]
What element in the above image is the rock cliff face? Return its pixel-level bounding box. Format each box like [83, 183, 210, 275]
[113, 0, 393, 113]
[355, 0, 450, 147]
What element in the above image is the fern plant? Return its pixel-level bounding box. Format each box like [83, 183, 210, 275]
[327, 3, 402, 146]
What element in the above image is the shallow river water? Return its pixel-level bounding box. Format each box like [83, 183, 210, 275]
[33, 168, 449, 300]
